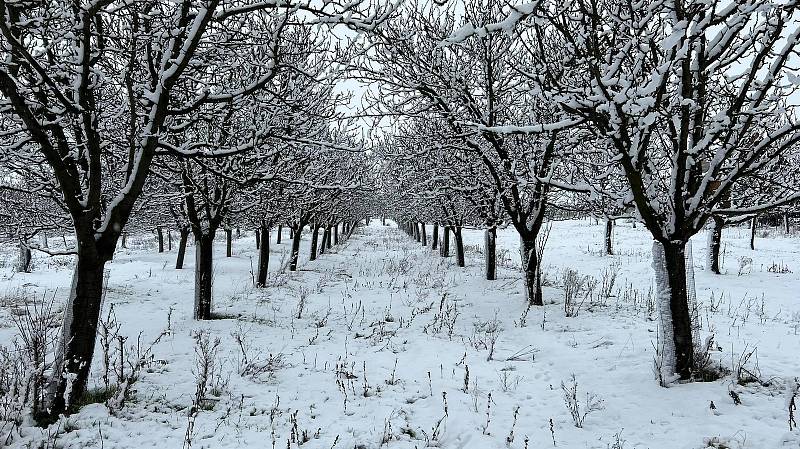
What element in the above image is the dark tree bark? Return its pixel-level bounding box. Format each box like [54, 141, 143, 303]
[289, 224, 303, 271]
[290, 226, 295, 239]
[176, 228, 190, 269]
[256, 222, 270, 288]
[226, 229, 233, 257]
[255, 229, 260, 250]
[420, 222, 427, 246]
[604, 219, 614, 255]
[749, 216, 757, 250]
[333, 223, 339, 244]
[432, 223, 439, 250]
[276, 224, 283, 244]
[167, 229, 172, 251]
[46, 247, 106, 418]
[485, 226, 497, 280]
[382, 216, 386, 226]
[326, 225, 333, 249]
[310, 224, 320, 261]
[520, 236, 543, 306]
[121, 232, 127, 248]
[413, 222, 420, 241]
[194, 233, 214, 320]
[440, 226, 450, 257]
[157, 226, 164, 253]
[17, 240, 32, 273]
[785, 213, 791, 234]
[708, 216, 724, 274]
[453, 226, 465, 267]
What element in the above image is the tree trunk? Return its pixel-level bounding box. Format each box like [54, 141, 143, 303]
[453, 226, 465, 267]
[310, 224, 320, 261]
[319, 225, 329, 255]
[167, 229, 172, 251]
[749, 216, 757, 250]
[17, 240, 32, 273]
[257, 223, 270, 288]
[121, 232, 127, 248]
[226, 229, 233, 257]
[784, 213, 790, 234]
[194, 233, 214, 320]
[290, 226, 294, 239]
[176, 228, 190, 269]
[707, 216, 724, 274]
[432, 223, 439, 250]
[40, 232, 48, 248]
[420, 223, 427, 246]
[255, 229, 260, 250]
[485, 226, 497, 280]
[413, 222, 420, 241]
[45, 251, 107, 417]
[604, 219, 614, 255]
[520, 236, 543, 306]
[325, 225, 333, 249]
[277, 224, 283, 244]
[652, 240, 694, 381]
[157, 226, 164, 253]
[289, 225, 302, 271]
[440, 226, 450, 257]
[382, 216, 386, 226]
[333, 223, 339, 244]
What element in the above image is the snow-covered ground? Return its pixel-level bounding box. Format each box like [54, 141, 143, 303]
[1, 220, 799, 449]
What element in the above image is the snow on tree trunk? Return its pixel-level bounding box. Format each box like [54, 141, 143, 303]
[319, 226, 329, 255]
[45, 255, 107, 416]
[652, 240, 695, 383]
[485, 226, 497, 280]
[257, 223, 270, 288]
[652, 241, 676, 384]
[440, 226, 450, 257]
[431, 223, 439, 250]
[176, 228, 189, 269]
[520, 236, 543, 306]
[194, 234, 214, 320]
[685, 240, 700, 344]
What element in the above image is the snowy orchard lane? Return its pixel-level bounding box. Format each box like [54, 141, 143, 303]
[3, 220, 800, 448]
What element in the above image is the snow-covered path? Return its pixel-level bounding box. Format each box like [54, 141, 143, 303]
[3, 220, 800, 448]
